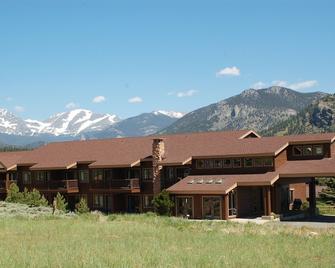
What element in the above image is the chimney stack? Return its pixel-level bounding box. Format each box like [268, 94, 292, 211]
[152, 138, 165, 195]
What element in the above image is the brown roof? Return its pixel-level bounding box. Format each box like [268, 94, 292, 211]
[0, 151, 32, 170]
[4, 130, 335, 170]
[278, 158, 335, 177]
[167, 172, 279, 194]
[16, 130, 254, 170]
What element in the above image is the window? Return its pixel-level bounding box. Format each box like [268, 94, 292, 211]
[232, 159, 242, 168]
[254, 158, 263, 167]
[78, 170, 89, 183]
[223, 159, 232, 168]
[35, 171, 49, 183]
[167, 168, 175, 180]
[289, 189, 294, 204]
[130, 169, 140, 179]
[229, 191, 237, 216]
[263, 158, 274, 167]
[214, 160, 222, 169]
[92, 169, 103, 182]
[292, 146, 303, 156]
[176, 197, 193, 218]
[244, 158, 253, 168]
[204, 160, 214, 169]
[8, 172, 17, 181]
[314, 145, 324, 155]
[93, 194, 104, 208]
[143, 195, 153, 209]
[196, 160, 205, 169]
[22, 172, 31, 185]
[176, 168, 190, 179]
[303, 145, 313, 156]
[202, 197, 221, 220]
[142, 168, 153, 180]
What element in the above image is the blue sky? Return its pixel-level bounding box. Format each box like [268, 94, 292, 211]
[0, 0, 334, 120]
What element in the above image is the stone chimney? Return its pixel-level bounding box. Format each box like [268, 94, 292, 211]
[152, 138, 165, 195]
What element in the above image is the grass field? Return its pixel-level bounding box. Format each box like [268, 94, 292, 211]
[0, 208, 334, 268]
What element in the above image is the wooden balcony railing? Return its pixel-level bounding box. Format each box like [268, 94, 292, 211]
[90, 178, 140, 192]
[32, 179, 79, 193]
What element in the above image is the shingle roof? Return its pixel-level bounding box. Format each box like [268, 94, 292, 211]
[1, 130, 334, 170]
[0, 151, 32, 169]
[166, 173, 279, 194]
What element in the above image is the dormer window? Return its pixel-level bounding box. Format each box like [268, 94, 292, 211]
[314, 145, 324, 155]
[293, 146, 303, 156]
[244, 158, 253, 168]
[303, 145, 313, 156]
[233, 158, 242, 168]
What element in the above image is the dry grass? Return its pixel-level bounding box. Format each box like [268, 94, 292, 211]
[0, 204, 334, 267]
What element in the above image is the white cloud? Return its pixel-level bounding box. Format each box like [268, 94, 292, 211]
[128, 96, 143, 103]
[176, 90, 198, 98]
[252, 81, 267, 90]
[65, 102, 79, 109]
[14, 106, 24, 113]
[289, 80, 318, 90]
[92, 96, 106, 103]
[216, 66, 240, 77]
[272, 80, 289, 87]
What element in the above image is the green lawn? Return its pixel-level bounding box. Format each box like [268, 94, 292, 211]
[0, 212, 334, 268]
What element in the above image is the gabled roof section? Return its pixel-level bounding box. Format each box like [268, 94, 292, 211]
[18, 137, 153, 170]
[167, 172, 279, 195]
[0, 151, 32, 170]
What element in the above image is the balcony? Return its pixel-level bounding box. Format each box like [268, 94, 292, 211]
[89, 178, 140, 193]
[32, 180, 79, 194]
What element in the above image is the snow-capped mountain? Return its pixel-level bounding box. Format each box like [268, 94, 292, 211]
[0, 108, 184, 146]
[153, 110, 185, 119]
[0, 109, 32, 136]
[26, 109, 119, 136]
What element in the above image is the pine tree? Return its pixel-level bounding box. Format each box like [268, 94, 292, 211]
[75, 198, 89, 214]
[53, 193, 68, 213]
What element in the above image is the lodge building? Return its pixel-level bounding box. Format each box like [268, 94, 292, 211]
[1, 130, 335, 220]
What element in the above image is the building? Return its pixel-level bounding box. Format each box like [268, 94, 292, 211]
[0, 130, 335, 220]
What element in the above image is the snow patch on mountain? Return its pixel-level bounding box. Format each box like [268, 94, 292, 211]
[154, 110, 185, 119]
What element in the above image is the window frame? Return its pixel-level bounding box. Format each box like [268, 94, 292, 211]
[292, 146, 303, 157]
[244, 158, 254, 168]
[223, 159, 232, 168]
[176, 196, 194, 218]
[202, 196, 222, 220]
[263, 158, 274, 167]
[313, 145, 324, 156]
[232, 158, 242, 168]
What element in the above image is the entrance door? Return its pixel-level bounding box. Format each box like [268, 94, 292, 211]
[127, 196, 141, 213]
[202, 196, 221, 219]
[176, 197, 193, 218]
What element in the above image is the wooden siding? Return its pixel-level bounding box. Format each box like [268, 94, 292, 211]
[274, 149, 287, 169]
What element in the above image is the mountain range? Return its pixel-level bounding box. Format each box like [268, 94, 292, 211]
[1, 86, 334, 148]
[0, 109, 184, 147]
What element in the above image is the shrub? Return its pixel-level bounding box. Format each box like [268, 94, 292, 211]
[53, 193, 68, 213]
[5, 183, 48, 207]
[5, 183, 23, 203]
[75, 198, 89, 214]
[23, 188, 49, 207]
[152, 190, 174, 216]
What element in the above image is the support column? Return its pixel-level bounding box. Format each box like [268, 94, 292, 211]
[223, 194, 229, 220]
[263, 187, 272, 216]
[309, 178, 316, 217]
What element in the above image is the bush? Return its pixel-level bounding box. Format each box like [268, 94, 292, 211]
[152, 190, 174, 216]
[53, 193, 68, 213]
[75, 198, 89, 214]
[5, 183, 23, 203]
[5, 183, 48, 207]
[23, 188, 49, 207]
